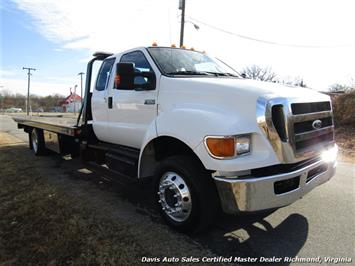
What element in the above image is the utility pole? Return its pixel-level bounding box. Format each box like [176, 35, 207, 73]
[23, 67, 36, 115]
[179, 0, 186, 47]
[73, 85, 78, 115]
[78, 72, 84, 100]
[0, 85, 3, 112]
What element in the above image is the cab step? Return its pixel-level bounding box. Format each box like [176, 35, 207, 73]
[88, 142, 140, 179]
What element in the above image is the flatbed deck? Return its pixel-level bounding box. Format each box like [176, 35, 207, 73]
[13, 114, 81, 136]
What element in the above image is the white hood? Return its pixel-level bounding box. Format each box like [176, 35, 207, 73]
[159, 76, 331, 115]
[164, 76, 325, 99]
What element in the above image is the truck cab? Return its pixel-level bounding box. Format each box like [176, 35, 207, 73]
[17, 46, 338, 232]
[86, 46, 337, 231]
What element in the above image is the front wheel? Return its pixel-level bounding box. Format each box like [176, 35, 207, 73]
[154, 156, 220, 233]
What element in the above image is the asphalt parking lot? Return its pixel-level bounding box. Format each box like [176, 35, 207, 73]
[0, 114, 354, 265]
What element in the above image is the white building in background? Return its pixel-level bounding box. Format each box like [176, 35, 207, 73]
[65, 101, 81, 113]
[59, 92, 82, 113]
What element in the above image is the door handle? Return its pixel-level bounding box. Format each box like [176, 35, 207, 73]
[108, 96, 113, 109]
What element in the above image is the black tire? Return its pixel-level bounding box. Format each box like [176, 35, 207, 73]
[154, 155, 220, 233]
[30, 128, 46, 156]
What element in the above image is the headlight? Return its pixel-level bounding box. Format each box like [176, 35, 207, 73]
[204, 134, 251, 159]
[236, 135, 251, 155]
[321, 145, 338, 162]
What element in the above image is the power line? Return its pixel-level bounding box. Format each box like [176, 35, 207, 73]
[188, 16, 353, 49]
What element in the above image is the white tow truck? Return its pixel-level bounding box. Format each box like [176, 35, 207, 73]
[14, 46, 338, 232]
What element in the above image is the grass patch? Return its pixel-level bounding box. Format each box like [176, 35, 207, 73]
[0, 147, 215, 265]
[0, 150, 153, 265]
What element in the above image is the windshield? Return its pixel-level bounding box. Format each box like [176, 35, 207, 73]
[147, 47, 240, 77]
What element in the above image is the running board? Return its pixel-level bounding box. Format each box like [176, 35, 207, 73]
[105, 151, 138, 178]
[88, 142, 140, 179]
[85, 161, 138, 185]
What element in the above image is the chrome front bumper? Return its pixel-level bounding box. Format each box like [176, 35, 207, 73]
[213, 155, 337, 214]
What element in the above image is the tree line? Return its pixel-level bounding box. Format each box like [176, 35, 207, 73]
[240, 65, 354, 92]
[0, 90, 65, 111]
[240, 65, 306, 86]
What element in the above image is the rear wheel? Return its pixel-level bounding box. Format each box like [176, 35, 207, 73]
[30, 128, 46, 156]
[154, 155, 219, 233]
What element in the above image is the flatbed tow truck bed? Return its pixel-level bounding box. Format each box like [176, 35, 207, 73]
[13, 112, 139, 181]
[13, 114, 81, 137]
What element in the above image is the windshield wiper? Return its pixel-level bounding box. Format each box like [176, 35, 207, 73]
[225, 72, 239, 77]
[166, 70, 214, 76]
[204, 71, 239, 77]
[167, 70, 239, 77]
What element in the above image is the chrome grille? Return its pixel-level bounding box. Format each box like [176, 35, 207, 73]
[293, 117, 333, 134]
[257, 96, 335, 163]
[291, 101, 331, 115]
[288, 103, 334, 154]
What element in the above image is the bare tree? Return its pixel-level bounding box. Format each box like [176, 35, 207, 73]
[240, 65, 277, 82]
[279, 76, 307, 87]
[292, 76, 307, 87]
[328, 83, 353, 93]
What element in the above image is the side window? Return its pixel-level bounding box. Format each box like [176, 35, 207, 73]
[120, 51, 152, 72]
[95, 58, 115, 91]
[120, 51, 153, 88]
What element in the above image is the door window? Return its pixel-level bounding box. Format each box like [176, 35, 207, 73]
[120, 51, 152, 72]
[119, 51, 153, 88]
[95, 58, 115, 91]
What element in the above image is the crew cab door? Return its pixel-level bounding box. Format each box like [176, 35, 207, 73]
[106, 50, 158, 148]
[91, 57, 115, 142]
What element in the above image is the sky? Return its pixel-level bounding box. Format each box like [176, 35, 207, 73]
[0, 0, 354, 96]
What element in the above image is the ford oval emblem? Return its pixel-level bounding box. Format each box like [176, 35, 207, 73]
[312, 119, 322, 130]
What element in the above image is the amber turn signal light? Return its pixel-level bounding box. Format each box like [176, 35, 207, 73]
[205, 137, 235, 158]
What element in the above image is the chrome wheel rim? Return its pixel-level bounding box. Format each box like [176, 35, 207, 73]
[32, 131, 38, 153]
[158, 171, 192, 222]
